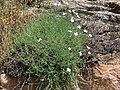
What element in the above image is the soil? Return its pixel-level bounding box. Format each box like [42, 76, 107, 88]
[72, 0, 120, 90]
[0, 0, 120, 90]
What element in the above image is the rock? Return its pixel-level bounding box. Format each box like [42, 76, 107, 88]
[92, 57, 120, 90]
[0, 74, 19, 90]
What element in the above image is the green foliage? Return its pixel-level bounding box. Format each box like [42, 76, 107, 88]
[11, 13, 84, 89]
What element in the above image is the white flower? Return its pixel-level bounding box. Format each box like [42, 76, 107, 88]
[68, 47, 71, 51]
[40, 79, 44, 81]
[77, 25, 81, 29]
[38, 38, 42, 42]
[76, 14, 81, 19]
[89, 34, 92, 37]
[53, 2, 61, 6]
[86, 46, 90, 49]
[69, 36, 72, 37]
[68, 30, 72, 32]
[70, 17, 74, 23]
[74, 32, 78, 36]
[78, 52, 82, 56]
[75, 13, 79, 16]
[53, 3, 57, 6]
[25, 44, 27, 47]
[68, 10, 71, 13]
[72, 9, 75, 13]
[75, 13, 80, 19]
[88, 51, 91, 55]
[66, 68, 71, 72]
[62, 12, 67, 15]
[83, 29, 88, 33]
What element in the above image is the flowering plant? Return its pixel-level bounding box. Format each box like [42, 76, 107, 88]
[11, 13, 84, 89]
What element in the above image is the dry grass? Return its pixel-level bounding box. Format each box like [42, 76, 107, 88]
[0, 0, 30, 61]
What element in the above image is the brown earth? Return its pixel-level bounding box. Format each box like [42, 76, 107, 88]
[0, 0, 120, 90]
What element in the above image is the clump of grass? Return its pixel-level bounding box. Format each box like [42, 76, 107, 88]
[11, 13, 84, 89]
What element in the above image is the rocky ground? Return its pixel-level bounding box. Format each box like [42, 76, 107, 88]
[0, 0, 120, 90]
[67, 0, 120, 90]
